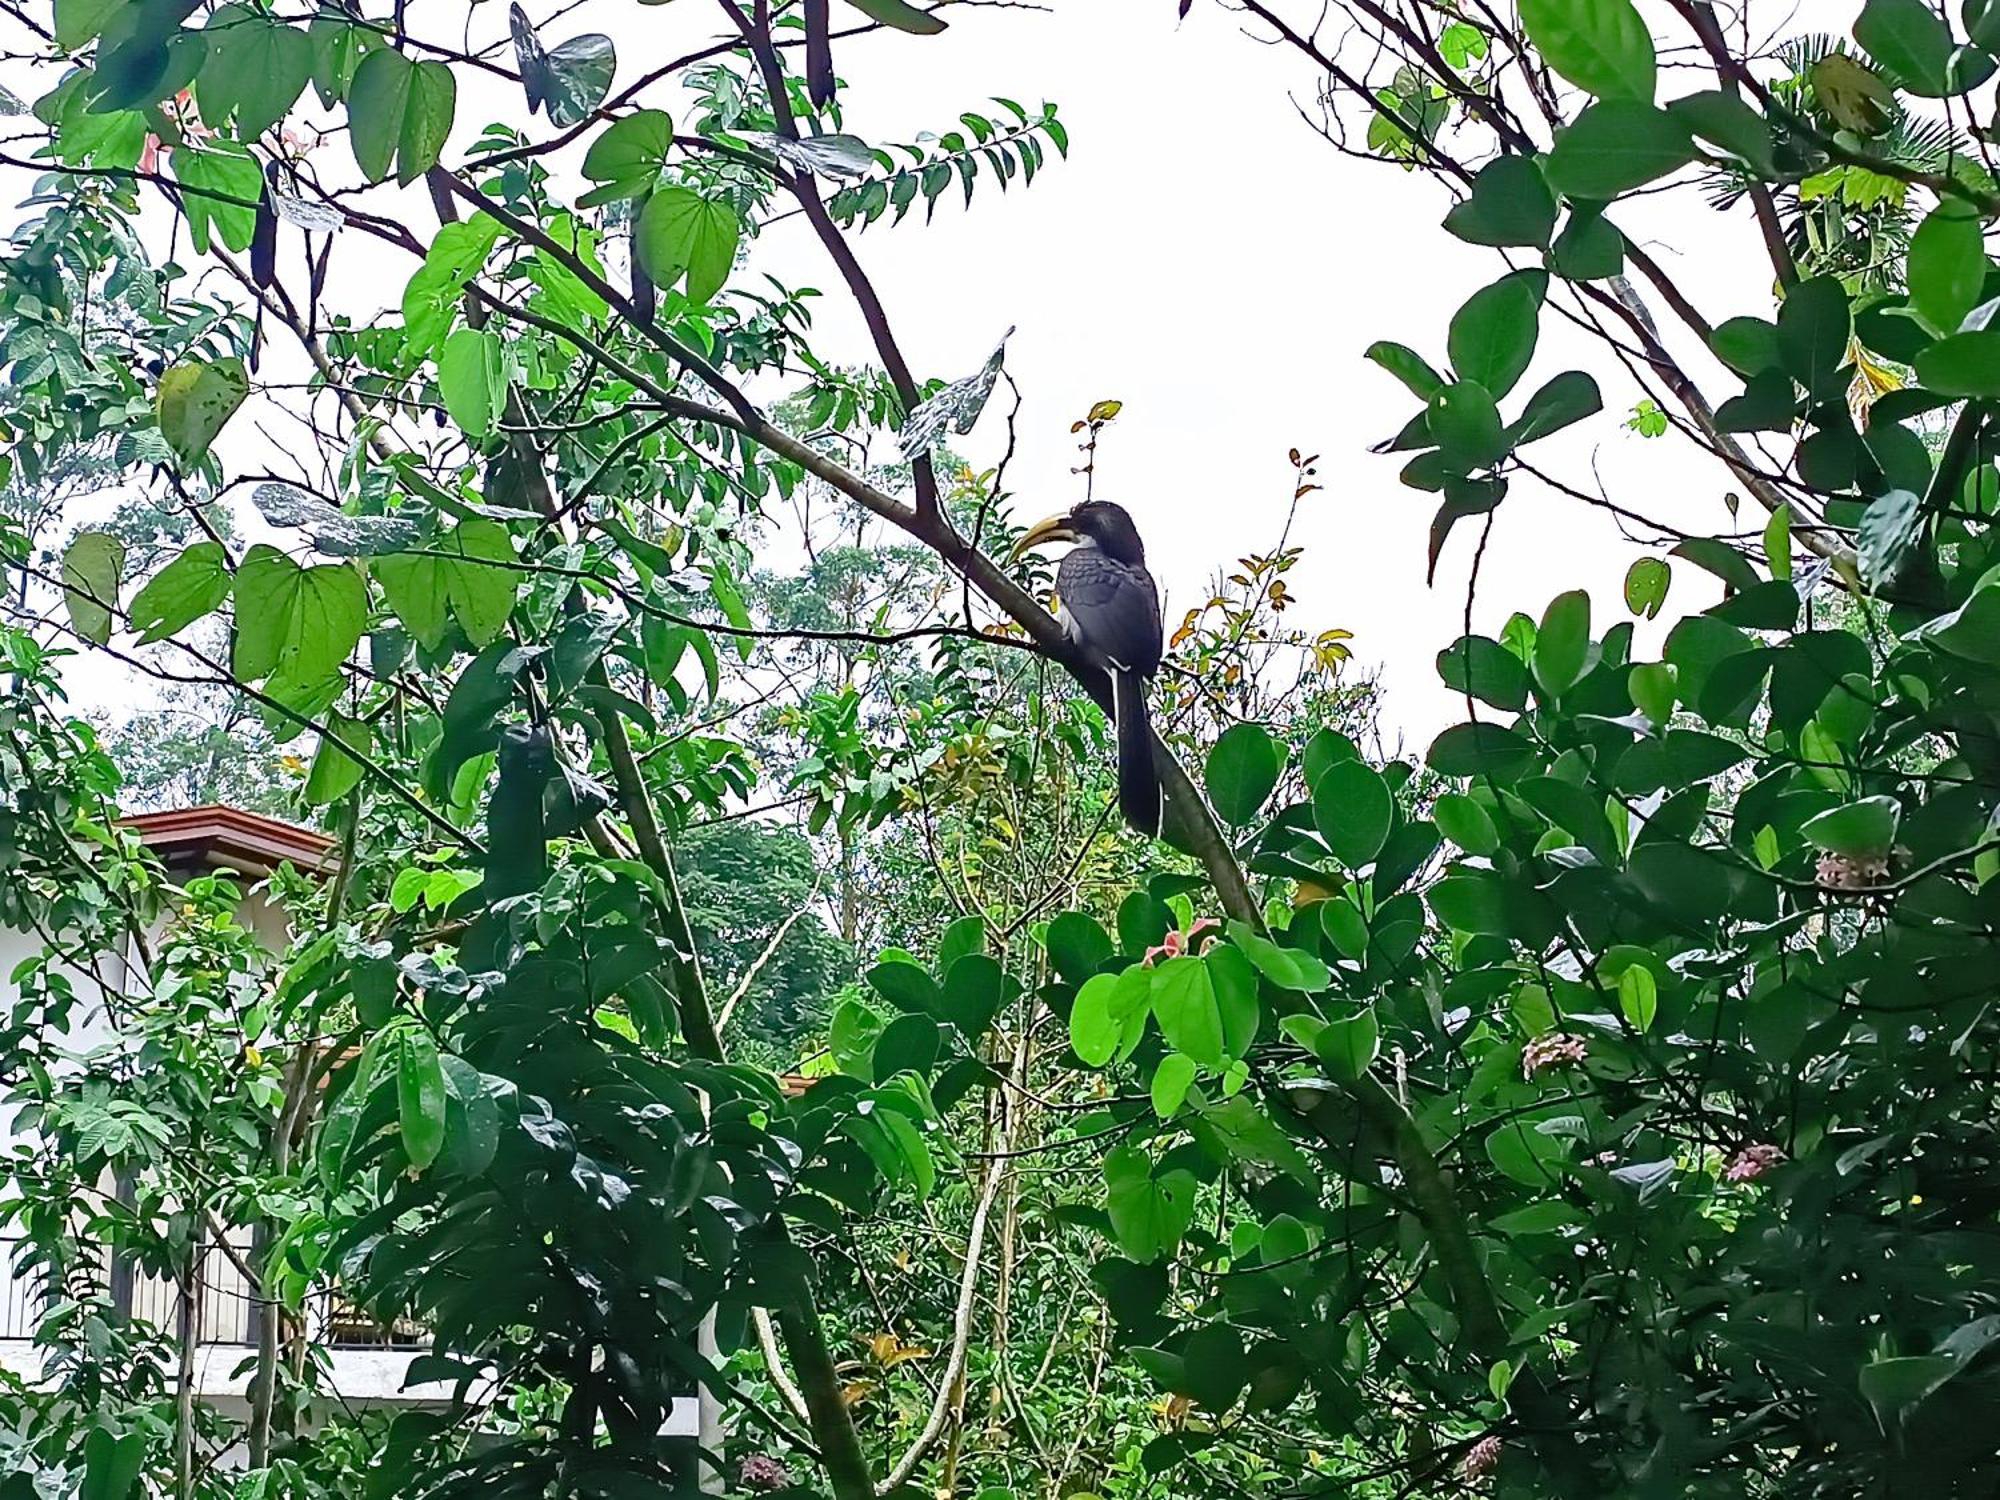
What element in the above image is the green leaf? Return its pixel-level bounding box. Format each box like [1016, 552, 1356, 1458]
[1858, 1355, 1955, 1433]
[580, 107, 673, 202]
[937, 915, 986, 975]
[309, 16, 378, 106]
[1436, 634, 1529, 711]
[1907, 202, 1987, 334]
[1104, 1148, 1195, 1263]
[1199, 1094, 1313, 1181]
[1427, 381, 1505, 466]
[1667, 90, 1776, 173]
[1487, 1118, 1570, 1185]
[1763, 504, 1794, 581]
[156, 357, 248, 467]
[1205, 721, 1283, 825]
[61, 531, 124, 646]
[347, 47, 410, 183]
[1315, 1007, 1379, 1082]
[1624, 556, 1670, 618]
[398, 60, 456, 183]
[1617, 965, 1658, 1032]
[1916, 331, 2000, 396]
[1428, 722, 1537, 778]
[1715, 368, 1799, 433]
[1858, 489, 1922, 588]
[231, 544, 366, 685]
[438, 327, 503, 440]
[374, 519, 518, 650]
[348, 48, 456, 185]
[839, 0, 948, 35]
[1069, 972, 1124, 1067]
[1443, 154, 1557, 248]
[1532, 589, 1591, 696]
[1545, 101, 1696, 198]
[1151, 956, 1223, 1070]
[129, 541, 230, 644]
[1313, 757, 1393, 869]
[1518, 0, 1656, 100]
[867, 958, 943, 1016]
[1709, 315, 1784, 376]
[1151, 1053, 1197, 1119]
[1224, 922, 1331, 992]
[1428, 872, 1509, 935]
[1628, 661, 1677, 724]
[80, 1426, 147, 1500]
[872, 1013, 939, 1080]
[54, 0, 122, 50]
[197, 11, 310, 139]
[304, 712, 370, 805]
[1046, 911, 1113, 983]
[1777, 275, 1851, 390]
[636, 187, 740, 304]
[1489, 1201, 1583, 1236]
[1548, 205, 1625, 279]
[172, 143, 263, 255]
[1448, 270, 1545, 400]
[1206, 944, 1260, 1060]
[1433, 792, 1499, 855]
[1854, 0, 1954, 94]
[1801, 795, 1901, 858]
[1507, 369, 1601, 445]
[397, 1029, 448, 1170]
[1364, 340, 1446, 399]
[941, 953, 1004, 1038]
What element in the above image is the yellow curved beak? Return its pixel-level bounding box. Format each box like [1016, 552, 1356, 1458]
[1009, 513, 1077, 561]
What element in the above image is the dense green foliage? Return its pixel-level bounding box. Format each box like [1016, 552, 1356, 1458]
[2, 0, 2000, 1496]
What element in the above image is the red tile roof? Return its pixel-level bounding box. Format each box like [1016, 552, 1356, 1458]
[120, 804, 336, 876]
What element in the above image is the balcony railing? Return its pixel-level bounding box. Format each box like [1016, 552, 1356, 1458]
[1, 1233, 424, 1350]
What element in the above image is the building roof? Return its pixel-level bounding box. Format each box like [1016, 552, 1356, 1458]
[120, 804, 337, 877]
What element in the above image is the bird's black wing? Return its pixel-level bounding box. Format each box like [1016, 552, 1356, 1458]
[1058, 549, 1162, 676]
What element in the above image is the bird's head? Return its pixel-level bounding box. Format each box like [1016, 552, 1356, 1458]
[1010, 500, 1147, 567]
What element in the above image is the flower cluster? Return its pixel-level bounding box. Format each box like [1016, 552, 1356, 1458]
[1816, 850, 1890, 890]
[1143, 917, 1220, 966]
[1463, 1434, 1503, 1482]
[739, 1454, 792, 1492]
[1724, 1142, 1784, 1183]
[1522, 1032, 1588, 1079]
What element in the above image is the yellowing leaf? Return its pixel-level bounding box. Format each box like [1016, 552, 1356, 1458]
[156, 357, 248, 468]
[1810, 53, 1895, 136]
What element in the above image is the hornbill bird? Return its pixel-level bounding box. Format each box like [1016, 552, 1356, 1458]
[1013, 500, 1164, 836]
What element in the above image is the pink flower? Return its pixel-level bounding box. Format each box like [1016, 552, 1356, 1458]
[740, 1454, 791, 1491]
[1522, 1032, 1587, 1079]
[1143, 918, 1220, 966]
[1725, 1143, 1784, 1183]
[1463, 1434, 1503, 1481]
[1816, 850, 1890, 890]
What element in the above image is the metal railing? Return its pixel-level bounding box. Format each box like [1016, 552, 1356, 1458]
[1, 1234, 425, 1350]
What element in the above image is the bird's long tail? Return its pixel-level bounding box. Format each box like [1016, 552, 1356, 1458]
[1113, 669, 1161, 838]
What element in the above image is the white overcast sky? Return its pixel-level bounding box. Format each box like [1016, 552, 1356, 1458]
[11, 0, 1859, 750]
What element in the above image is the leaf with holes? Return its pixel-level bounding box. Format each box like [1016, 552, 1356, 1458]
[156, 357, 248, 468]
[61, 531, 124, 646]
